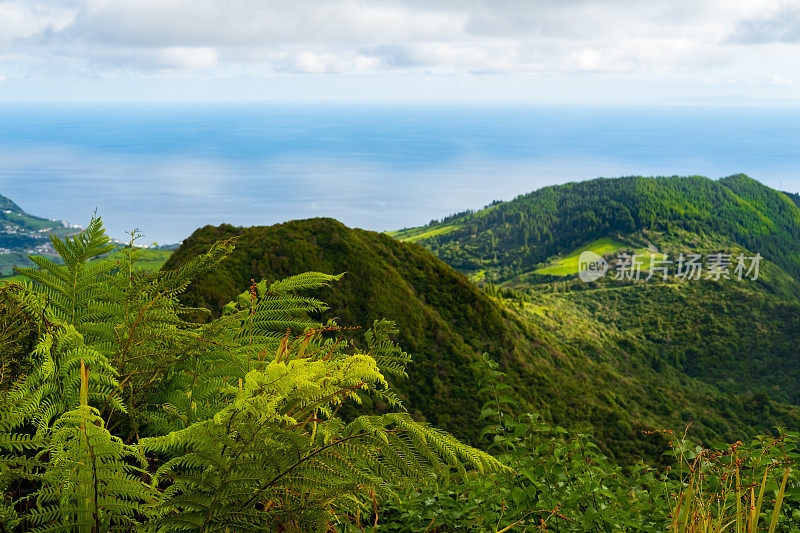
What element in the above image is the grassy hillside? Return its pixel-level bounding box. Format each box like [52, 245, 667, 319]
[534, 237, 628, 276]
[386, 224, 461, 243]
[164, 218, 800, 461]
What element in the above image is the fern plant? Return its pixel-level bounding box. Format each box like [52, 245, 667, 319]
[15, 216, 116, 328]
[0, 217, 502, 532]
[27, 363, 153, 533]
[142, 321, 498, 532]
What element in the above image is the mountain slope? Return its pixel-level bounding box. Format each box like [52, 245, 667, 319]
[164, 219, 522, 442]
[390, 174, 800, 443]
[164, 217, 800, 461]
[392, 174, 800, 283]
[0, 193, 80, 275]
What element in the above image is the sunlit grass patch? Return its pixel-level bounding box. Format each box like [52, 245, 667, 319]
[535, 237, 628, 276]
[105, 248, 173, 273]
[387, 224, 461, 243]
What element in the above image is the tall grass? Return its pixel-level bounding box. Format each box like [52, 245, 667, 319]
[667, 429, 793, 532]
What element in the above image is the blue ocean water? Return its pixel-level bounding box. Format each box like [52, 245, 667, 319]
[0, 103, 799, 244]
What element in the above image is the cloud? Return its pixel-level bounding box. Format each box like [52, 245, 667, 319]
[62, 0, 464, 48]
[0, 0, 77, 44]
[0, 0, 797, 81]
[727, 4, 800, 44]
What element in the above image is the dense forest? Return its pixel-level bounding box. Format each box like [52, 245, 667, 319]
[3, 217, 800, 531]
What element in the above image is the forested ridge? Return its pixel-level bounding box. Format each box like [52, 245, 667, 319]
[393, 174, 800, 284]
[384, 175, 800, 453]
[165, 205, 800, 465]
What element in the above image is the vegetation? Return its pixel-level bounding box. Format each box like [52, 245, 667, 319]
[533, 237, 628, 276]
[369, 356, 800, 532]
[3, 174, 800, 529]
[165, 216, 800, 464]
[400, 174, 800, 283]
[786, 190, 800, 210]
[0, 218, 499, 532]
[386, 224, 462, 244]
[4, 217, 800, 531]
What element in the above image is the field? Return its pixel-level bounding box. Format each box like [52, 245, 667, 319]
[105, 248, 174, 273]
[386, 224, 461, 243]
[534, 237, 628, 275]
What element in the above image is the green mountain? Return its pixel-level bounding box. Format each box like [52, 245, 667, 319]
[390, 174, 800, 438]
[165, 212, 800, 462]
[391, 174, 800, 284]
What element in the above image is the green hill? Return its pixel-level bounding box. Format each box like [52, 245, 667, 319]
[386, 174, 800, 445]
[397, 174, 800, 284]
[164, 216, 800, 462]
[0, 193, 80, 275]
[0, 193, 24, 214]
[163, 219, 523, 443]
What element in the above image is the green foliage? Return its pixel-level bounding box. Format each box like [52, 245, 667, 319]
[0, 284, 46, 388]
[373, 357, 800, 532]
[164, 216, 800, 465]
[29, 404, 152, 533]
[406, 174, 800, 283]
[15, 216, 117, 327]
[0, 217, 499, 532]
[143, 358, 496, 532]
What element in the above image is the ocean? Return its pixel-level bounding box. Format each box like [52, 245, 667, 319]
[1, 103, 799, 244]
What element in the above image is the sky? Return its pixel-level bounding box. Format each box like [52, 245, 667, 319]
[1, 0, 800, 103]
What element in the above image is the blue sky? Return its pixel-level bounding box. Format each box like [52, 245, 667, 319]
[1, 0, 800, 103]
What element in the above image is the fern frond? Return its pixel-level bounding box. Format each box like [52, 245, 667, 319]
[27, 405, 153, 532]
[16, 215, 115, 327]
[268, 272, 344, 294]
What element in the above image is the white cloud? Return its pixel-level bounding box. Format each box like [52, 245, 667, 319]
[68, 0, 464, 47]
[727, 3, 800, 44]
[157, 47, 219, 71]
[0, 0, 77, 44]
[0, 0, 799, 100]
